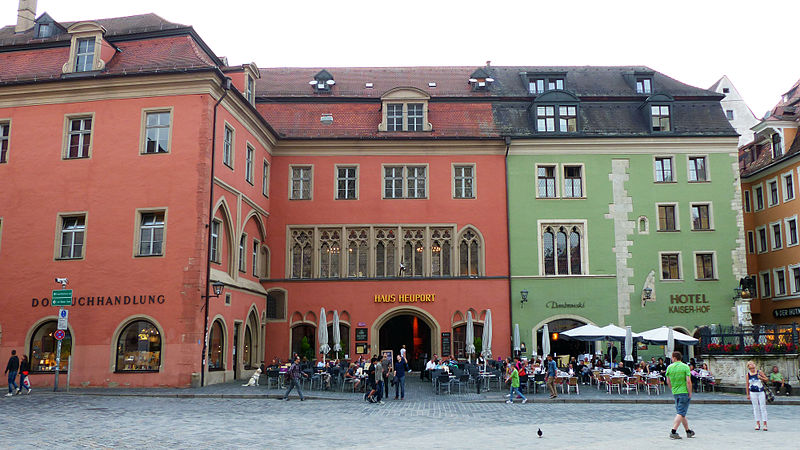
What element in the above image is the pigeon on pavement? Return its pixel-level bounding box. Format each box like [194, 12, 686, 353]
[537, 428, 543, 438]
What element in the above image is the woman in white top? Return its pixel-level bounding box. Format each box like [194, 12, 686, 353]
[746, 360, 770, 431]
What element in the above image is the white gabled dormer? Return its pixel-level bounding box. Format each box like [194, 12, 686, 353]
[61, 22, 114, 74]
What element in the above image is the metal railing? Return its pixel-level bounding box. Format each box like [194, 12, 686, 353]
[697, 323, 799, 355]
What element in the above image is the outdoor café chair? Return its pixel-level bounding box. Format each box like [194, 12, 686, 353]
[566, 376, 579, 394]
[532, 373, 546, 394]
[646, 377, 661, 395]
[623, 376, 638, 395]
[436, 373, 452, 395]
[608, 376, 623, 394]
[265, 369, 281, 389]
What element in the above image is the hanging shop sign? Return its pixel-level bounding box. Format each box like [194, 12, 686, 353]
[668, 294, 711, 313]
[373, 293, 435, 303]
[32, 294, 166, 307]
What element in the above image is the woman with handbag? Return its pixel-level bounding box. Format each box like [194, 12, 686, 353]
[18, 355, 31, 394]
[746, 360, 769, 431]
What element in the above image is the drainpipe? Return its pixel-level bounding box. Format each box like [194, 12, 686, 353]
[504, 136, 514, 356]
[201, 76, 231, 387]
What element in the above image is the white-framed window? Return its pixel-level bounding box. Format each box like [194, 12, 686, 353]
[743, 190, 751, 213]
[760, 271, 771, 298]
[540, 223, 585, 276]
[747, 230, 755, 254]
[535, 105, 577, 133]
[774, 268, 787, 296]
[290, 166, 313, 200]
[786, 216, 799, 247]
[654, 156, 674, 182]
[223, 125, 234, 168]
[651, 105, 671, 132]
[726, 110, 734, 120]
[756, 226, 768, 253]
[210, 220, 220, 263]
[687, 156, 708, 182]
[262, 160, 270, 197]
[771, 221, 783, 250]
[382, 165, 427, 199]
[656, 203, 679, 231]
[143, 110, 171, 154]
[453, 164, 475, 199]
[772, 133, 783, 158]
[245, 145, 254, 184]
[767, 178, 780, 207]
[754, 185, 764, 211]
[138, 211, 165, 256]
[563, 165, 584, 198]
[245, 75, 255, 105]
[783, 171, 795, 201]
[336, 165, 358, 200]
[789, 264, 800, 294]
[638, 216, 649, 234]
[58, 215, 86, 259]
[636, 78, 652, 94]
[690, 203, 712, 231]
[660, 252, 681, 280]
[694, 252, 715, 280]
[528, 77, 564, 94]
[65, 116, 93, 159]
[407, 103, 424, 132]
[238, 234, 247, 272]
[74, 38, 95, 72]
[386, 103, 404, 131]
[536, 164, 558, 198]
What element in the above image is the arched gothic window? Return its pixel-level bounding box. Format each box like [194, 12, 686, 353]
[542, 224, 584, 275]
[290, 229, 313, 278]
[375, 228, 396, 277]
[319, 229, 341, 278]
[208, 320, 225, 371]
[347, 229, 368, 278]
[402, 229, 424, 277]
[431, 228, 452, 277]
[459, 228, 481, 277]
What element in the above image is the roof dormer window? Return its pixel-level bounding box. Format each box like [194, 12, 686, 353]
[532, 90, 580, 133]
[469, 67, 494, 91]
[528, 76, 564, 94]
[378, 87, 432, 132]
[37, 23, 51, 38]
[636, 78, 652, 94]
[309, 69, 335, 93]
[74, 38, 95, 72]
[644, 94, 674, 133]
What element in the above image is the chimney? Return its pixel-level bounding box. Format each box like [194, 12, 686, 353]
[15, 0, 37, 33]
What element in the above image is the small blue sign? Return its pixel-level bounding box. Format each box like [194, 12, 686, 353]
[60, 310, 68, 318]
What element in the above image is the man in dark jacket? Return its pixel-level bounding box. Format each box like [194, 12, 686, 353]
[394, 355, 410, 400]
[282, 355, 307, 401]
[5, 350, 19, 396]
[19, 355, 31, 394]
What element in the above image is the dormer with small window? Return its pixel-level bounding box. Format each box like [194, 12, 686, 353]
[242, 63, 260, 105]
[378, 87, 432, 132]
[644, 94, 674, 133]
[33, 13, 64, 39]
[624, 70, 655, 94]
[469, 67, 494, 91]
[524, 72, 566, 95]
[309, 69, 335, 93]
[531, 90, 580, 133]
[61, 22, 115, 75]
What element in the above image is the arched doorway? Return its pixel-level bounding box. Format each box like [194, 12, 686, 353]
[535, 317, 593, 359]
[373, 307, 439, 371]
[291, 324, 315, 361]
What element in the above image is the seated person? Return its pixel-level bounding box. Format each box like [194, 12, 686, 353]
[344, 363, 361, 390]
[566, 363, 575, 377]
[617, 362, 632, 377]
[422, 357, 436, 380]
[316, 359, 325, 369]
[689, 363, 700, 392]
[769, 365, 792, 396]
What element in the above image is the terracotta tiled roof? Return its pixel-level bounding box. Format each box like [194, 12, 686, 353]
[0, 35, 216, 83]
[256, 102, 499, 139]
[763, 78, 800, 121]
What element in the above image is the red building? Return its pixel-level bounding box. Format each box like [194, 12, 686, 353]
[258, 68, 511, 367]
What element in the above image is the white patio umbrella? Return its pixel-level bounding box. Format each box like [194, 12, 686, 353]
[666, 327, 675, 359]
[332, 310, 341, 359]
[624, 326, 634, 362]
[318, 307, 330, 362]
[560, 323, 607, 341]
[542, 323, 551, 357]
[465, 311, 475, 362]
[513, 323, 520, 354]
[481, 309, 492, 372]
[639, 326, 698, 345]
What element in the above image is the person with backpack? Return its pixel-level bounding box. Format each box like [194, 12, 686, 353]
[282, 355, 307, 401]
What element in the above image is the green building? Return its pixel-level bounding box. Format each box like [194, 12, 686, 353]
[502, 67, 745, 361]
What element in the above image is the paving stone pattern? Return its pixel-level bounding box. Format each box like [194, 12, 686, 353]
[2, 377, 799, 448]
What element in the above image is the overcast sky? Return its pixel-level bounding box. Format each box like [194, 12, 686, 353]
[3, 0, 798, 116]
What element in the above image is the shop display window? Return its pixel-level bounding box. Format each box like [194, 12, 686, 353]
[115, 320, 161, 372]
[30, 321, 71, 373]
[208, 320, 225, 371]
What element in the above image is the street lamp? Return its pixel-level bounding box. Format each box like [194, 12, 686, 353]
[203, 281, 225, 299]
[520, 289, 529, 307]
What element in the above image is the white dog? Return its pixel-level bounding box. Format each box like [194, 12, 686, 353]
[242, 368, 262, 386]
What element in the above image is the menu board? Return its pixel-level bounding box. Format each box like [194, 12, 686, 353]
[441, 332, 451, 357]
[355, 328, 368, 341]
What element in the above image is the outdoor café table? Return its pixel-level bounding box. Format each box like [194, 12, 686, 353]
[479, 371, 497, 391]
[556, 374, 570, 393]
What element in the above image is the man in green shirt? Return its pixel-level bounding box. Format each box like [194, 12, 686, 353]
[769, 366, 792, 396]
[665, 351, 694, 439]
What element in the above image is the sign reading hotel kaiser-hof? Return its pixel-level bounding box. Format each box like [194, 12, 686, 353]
[668, 293, 711, 314]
